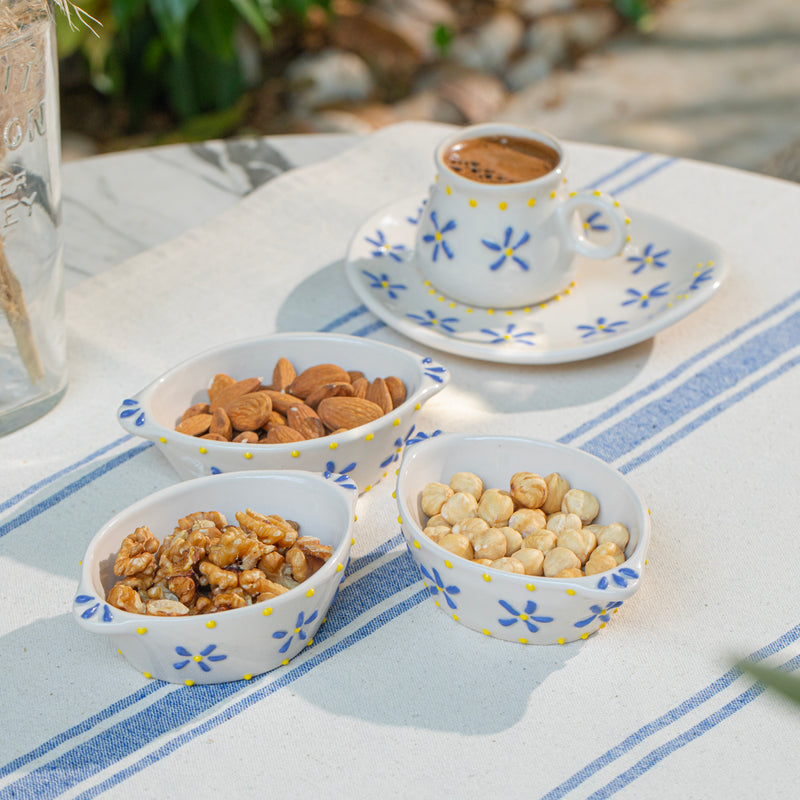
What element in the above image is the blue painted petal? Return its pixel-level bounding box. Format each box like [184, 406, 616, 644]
[523, 600, 538, 614]
[119, 408, 139, 418]
[512, 256, 529, 271]
[279, 638, 293, 654]
[81, 604, 99, 619]
[121, 398, 138, 406]
[574, 616, 595, 628]
[597, 576, 609, 590]
[619, 568, 639, 578]
[612, 573, 629, 587]
[489, 255, 506, 271]
[75, 595, 93, 604]
[272, 630, 288, 640]
[441, 219, 456, 233]
[445, 585, 460, 595]
[499, 599, 518, 615]
[208, 654, 227, 662]
[200, 644, 217, 656]
[198, 661, 212, 672]
[443, 593, 458, 610]
[498, 617, 517, 627]
[482, 239, 502, 251]
[102, 605, 113, 622]
[173, 660, 190, 670]
[442, 241, 454, 260]
[523, 620, 540, 633]
[306, 609, 319, 625]
[513, 230, 530, 248]
[503, 227, 513, 247]
[532, 616, 554, 623]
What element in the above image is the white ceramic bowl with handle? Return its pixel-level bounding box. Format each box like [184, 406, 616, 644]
[73, 469, 357, 684]
[117, 332, 449, 492]
[396, 433, 650, 645]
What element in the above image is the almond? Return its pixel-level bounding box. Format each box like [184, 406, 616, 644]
[175, 413, 213, 436]
[233, 431, 259, 444]
[351, 377, 368, 399]
[210, 377, 263, 411]
[384, 376, 407, 409]
[261, 389, 306, 415]
[207, 373, 235, 405]
[266, 410, 287, 428]
[289, 364, 351, 399]
[209, 407, 233, 440]
[180, 402, 210, 422]
[265, 425, 305, 444]
[271, 357, 296, 392]
[304, 382, 354, 409]
[225, 392, 272, 430]
[287, 406, 326, 439]
[348, 370, 365, 383]
[365, 377, 393, 415]
[317, 396, 384, 431]
[201, 433, 229, 441]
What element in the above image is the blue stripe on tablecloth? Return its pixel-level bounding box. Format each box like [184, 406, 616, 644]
[580, 310, 800, 464]
[0, 442, 153, 540]
[0, 549, 423, 799]
[0, 435, 134, 516]
[559, 289, 800, 445]
[538, 625, 800, 800]
[585, 649, 800, 800]
[581, 152, 652, 190]
[606, 157, 679, 195]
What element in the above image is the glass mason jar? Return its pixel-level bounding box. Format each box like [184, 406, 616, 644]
[0, 0, 67, 435]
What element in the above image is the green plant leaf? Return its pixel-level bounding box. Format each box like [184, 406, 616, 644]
[739, 661, 800, 706]
[188, 0, 238, 58]
[227, 0, 272, 40]
[149, 0, 199, 55]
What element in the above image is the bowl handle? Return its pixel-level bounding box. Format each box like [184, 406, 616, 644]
[117, 390, 159, 438]
[417, 356, 450, 398]
[73, 590, 140, 635]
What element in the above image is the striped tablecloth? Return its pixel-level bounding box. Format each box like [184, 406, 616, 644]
[2, 122, 798, 798]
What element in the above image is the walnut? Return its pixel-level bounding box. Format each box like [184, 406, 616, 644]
[113, 526, 159, 578]
[239, 569, 288, 598]
[176, 510, 228, 530]
[146, 599, 190, 616]
[206, 528, 267, 569]
[210, 590, 248, 611]
[198, 560, 239, 594]
[107, 583, 145, 613]
[167, 575, 197, 606]
[235, 509, 298, 547]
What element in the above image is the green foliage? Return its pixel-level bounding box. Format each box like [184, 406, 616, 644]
[612, 0, 654, 26]
[57, 0, 331, 130]
[738, 660, 800, 706]
[432, 22, 454, 57]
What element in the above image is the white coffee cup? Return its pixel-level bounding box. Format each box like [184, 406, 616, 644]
[414, 123, 629, 308]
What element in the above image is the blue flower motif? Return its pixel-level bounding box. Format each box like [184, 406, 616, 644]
[364, 230, 407, 263]
[622, 282, 670, 309]
[498, 599, 554, 633]
[574, 601, 624, 628]
[119, 398, 145, 427]
[627, 243, 670, 274]
[419, 564, 460, 610]
[407, 310, 459, 333]
[576, 316, 628, 338]
[361, 270, 407, 299]
[407, 202, 426, 225]
[422, 211, 456, 262]
[380, 437, 404, 468]
[173, 644, 228, 672]
[481, 226, 531, 271]
[421, 356, 448, 383]
[596, 567, 639, 591]
[480, 323, 535, 346]
[324, 460, 357, 491]
[75, 595, 114, 623]
[273, 609, 320, 654]
[582, 210, 609, 232]
[689, 268, 713, 290]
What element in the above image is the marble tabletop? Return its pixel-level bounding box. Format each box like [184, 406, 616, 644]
[61, 134, 359, 287]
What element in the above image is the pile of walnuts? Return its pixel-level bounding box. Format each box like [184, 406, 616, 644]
[106, 508, 333, 616]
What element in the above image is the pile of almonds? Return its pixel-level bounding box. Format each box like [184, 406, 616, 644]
[174, 357, 407, 445]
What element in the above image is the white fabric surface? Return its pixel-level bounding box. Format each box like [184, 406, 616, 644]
[1, 121, 799, 799]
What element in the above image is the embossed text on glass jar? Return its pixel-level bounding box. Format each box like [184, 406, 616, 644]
[0, 0, 67, 434]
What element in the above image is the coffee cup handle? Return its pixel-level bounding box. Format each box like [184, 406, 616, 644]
[557, 190, 629, 260]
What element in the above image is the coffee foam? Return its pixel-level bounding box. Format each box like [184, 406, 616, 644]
[443, 135, 560, 184]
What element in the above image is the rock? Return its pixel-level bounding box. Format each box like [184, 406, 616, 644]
[563, 8, 620, 53]
[434, 69, 510, 123]
[392, 87, 467, 125]
[524, 14, 572, 64]
[517, 0, 579, 19]
[450, 10, 526, 73]
[506, 53, 553, 92]
[286, 49, 375, 110]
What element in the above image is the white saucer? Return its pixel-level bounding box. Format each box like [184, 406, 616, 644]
[344, 195, 728, 364]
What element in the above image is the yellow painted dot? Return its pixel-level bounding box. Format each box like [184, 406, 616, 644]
[444, 560, 453, 568]
[306, 639, 314, 647]
[117, 648, 122, 655]
[445, 186, 451, 195]
[469, 198, 477, 207]
[435, 231, 442, 242]
[438, 295, 445, 302]
[483, 573, 492, 582]
[550, 191, 557, 199]
[580, 632, 590, 640]
[527, 198, 536, 207]
[206, 620, 216, 628]
[143, 672, 152, 679]
[707, 260, 714, 266]
[193, 655, 203, 662]
[434, 600, 441, 608]
[613, 608, 619, 614]
[487, 308, 495, 315]
[185, 680, 195, 686]
[392, 418, 400, 427]
[414, 540, 421, 549]
[482, 629, 491, 636]
[519, 638, 528, 644]
[199, 447, 207, 454]
[557, 638, 566, 645]
[329, 442, 338, 450]
[593, 189, 601, 196]
[243, 674, 253, 681]
[569, 191, 577, 197]
[423, 279, 431, 286]
[625, 216, 631, 225]
[159, 436, 167, 444]
[614, 199, 620, 207]
[244, 452, 253, 460]
[364, 485, 372, 492]
[306, 588, 315, 598]
[449, 302, 456, 308]
[291, 450, 299, 458]
[365, 432, 374, 441]
[397, 515, 403, 524]
[539, 302, 547, 309]
[599, 622, 607, 629]
[452, 613, 459, 621]
[336, 563, 344, 571]
[262, 607, 273, 616]
[566, 589, 576, 596]
[281, 659, 289, 666]
[526, 583, 536, 591]
[505, 247, 514, 257]
[499, 201, 508, 210]
[136, 627, 147, 635]
[351, 537, 355, 545]
[505, 309, 513, 316]
[414, 402, 421, 410]
[523, 306, 531, 313]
